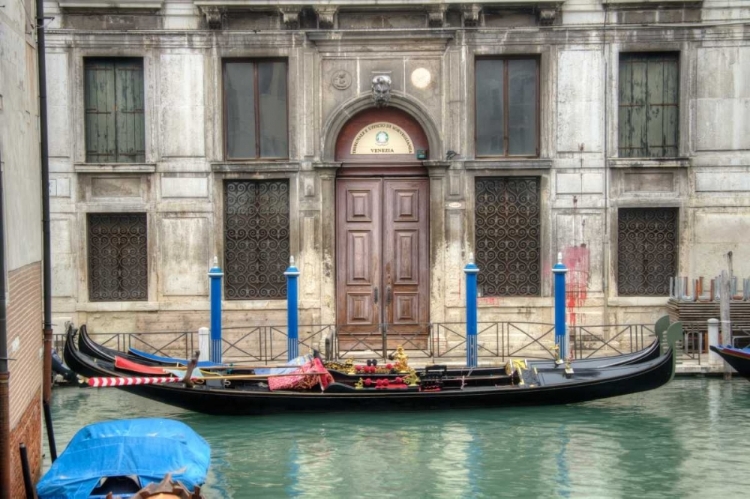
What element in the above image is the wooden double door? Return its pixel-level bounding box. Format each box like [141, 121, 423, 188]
[336, 178, 430, 345]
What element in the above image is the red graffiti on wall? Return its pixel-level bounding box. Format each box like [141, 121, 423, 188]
[563, 244, 590, 328]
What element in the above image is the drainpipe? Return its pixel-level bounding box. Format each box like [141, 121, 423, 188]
[37, 0, 53, 405]
[0, 151, 11, 499]
[37, 0, 58, 464]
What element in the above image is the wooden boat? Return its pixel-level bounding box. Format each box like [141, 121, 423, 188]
[64, 322, 683, 416]
[709, 345, 750, 380]
[36, 418, 209, 499]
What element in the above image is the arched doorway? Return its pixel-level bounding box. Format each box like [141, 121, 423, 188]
[335, 108, 430, 350]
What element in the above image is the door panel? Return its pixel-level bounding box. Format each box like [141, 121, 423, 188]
[337, 178, 429, 339]
[383, 180, 429, 334]
[336, 180, 381, 335]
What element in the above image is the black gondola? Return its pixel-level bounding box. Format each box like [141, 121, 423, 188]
[64, 322, 682, 416]
[708, 345, 750, 381]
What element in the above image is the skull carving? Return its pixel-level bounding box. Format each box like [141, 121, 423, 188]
[371, 75, 392, 107]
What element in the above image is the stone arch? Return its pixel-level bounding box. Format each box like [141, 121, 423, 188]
[321, 93, 442, 162]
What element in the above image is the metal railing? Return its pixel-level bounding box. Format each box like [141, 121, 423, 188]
[55, 320, 661, 365]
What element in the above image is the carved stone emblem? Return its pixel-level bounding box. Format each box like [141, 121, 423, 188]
[371, 75, 392, 107]
[332, 70, 352, 90]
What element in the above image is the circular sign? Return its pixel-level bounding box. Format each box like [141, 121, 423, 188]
[411, 68, 432, 89]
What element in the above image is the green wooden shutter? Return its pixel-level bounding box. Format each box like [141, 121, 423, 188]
[619, 53, 679, 158]
[85, 58, 145, 163]
[85, 60, 117, 162]
[115, 60, 145, 163]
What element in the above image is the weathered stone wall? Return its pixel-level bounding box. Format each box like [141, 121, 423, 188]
[1, 0, 45, 492]
[43, 1, 750, 342]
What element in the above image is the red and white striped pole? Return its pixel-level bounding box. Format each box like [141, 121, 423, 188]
[87, 376, 184, 388]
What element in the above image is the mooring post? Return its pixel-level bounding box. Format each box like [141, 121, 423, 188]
[707, 318, 721, 368]
[208, 257, 224, 364]
[197, 327, 209, 363]
[553, 252, 568, 364]
[285, 256, 300, 361]
[465, 253, 479, 368]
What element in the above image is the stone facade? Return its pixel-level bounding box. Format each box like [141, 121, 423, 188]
[44, 1, 750, 344]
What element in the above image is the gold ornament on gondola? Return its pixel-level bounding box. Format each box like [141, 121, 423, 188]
[403, 369, 420, 386]
[393, 346, 410, 372]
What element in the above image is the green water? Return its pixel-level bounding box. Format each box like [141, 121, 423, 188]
[45, 379, 750, 498]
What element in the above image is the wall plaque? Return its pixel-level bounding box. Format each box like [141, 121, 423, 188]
[350, 122, 414, 155]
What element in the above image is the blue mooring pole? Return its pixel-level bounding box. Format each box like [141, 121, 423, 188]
[552, 252, 568, 364]
[208, 257, 224, 364]
[465, 253, 479, 368]
[285, 256, 300, 361]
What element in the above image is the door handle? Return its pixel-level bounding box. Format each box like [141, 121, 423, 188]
[374, 287, 379, 304]
[386, 286, 392, 305]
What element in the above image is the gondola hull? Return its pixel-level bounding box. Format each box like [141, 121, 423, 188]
[65, 327, 677, 416]
[709, 345, 750, 380]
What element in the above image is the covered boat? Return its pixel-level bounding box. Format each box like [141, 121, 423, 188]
[36, 418, 210, 499]
[709, 344, 750, 380]
[64, 322, 683, 416]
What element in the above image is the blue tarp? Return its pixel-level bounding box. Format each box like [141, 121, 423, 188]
[37, 418, 211, 499]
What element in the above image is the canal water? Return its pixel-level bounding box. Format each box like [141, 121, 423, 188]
[44, 378, 750, 499]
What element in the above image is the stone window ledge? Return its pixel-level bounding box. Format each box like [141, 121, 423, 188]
[78, 301, 159, 312]
[608, 297, 669, 307]
[607, 158, 689, 169]
[211, 162, 300, 173]
[464, 159, 553, 170]
[58, 0, 163, 9]
[75, 163, 156, 173]
[603, 0, 701, 4]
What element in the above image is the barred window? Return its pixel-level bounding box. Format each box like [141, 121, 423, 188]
[618, 53, 679, 158]
[617, 208, 678, 296]
[88, 213, 148, 301]
[224, 180, 290, 300]
[84, 58, 145, 163]
[475, 177, 541, 296]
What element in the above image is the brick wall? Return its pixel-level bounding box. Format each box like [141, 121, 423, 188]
[6, 261, 43, 496]
[8, 390, 42, 499]
[7, 262, 43, 427]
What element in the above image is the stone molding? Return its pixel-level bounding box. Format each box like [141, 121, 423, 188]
[321, 93, 442, 163]
[314, 6, 338, 28]
[198, 6, 225, 29]
[58, 0, 163, 8]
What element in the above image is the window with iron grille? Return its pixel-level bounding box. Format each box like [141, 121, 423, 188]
[84, 58, 145, 163]
[618, 53, 679, 158]
[88, 213, 148, 301]
[617, 208, 678, 296]
[475, 58, 539, 157]
[475, 177, 541, 296]
[224, 180, 290, 300]
[223, 60, 288, 160]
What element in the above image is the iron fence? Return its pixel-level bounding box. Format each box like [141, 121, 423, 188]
[55, 320, 664, 365]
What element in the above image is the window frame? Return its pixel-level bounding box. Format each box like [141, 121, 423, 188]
[616, 207, 679, 297]
[83, 57, 146, 164]
[617, 51, 680, 159]
[223, 178, 291, 301]
[87, 212, 149, 302]
[221, 58, 290, 161]
[474, 56, 541, 159]
[473, 176, 542, 297]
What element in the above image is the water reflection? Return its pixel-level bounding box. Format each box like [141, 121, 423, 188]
[45, 379, 750, 498]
